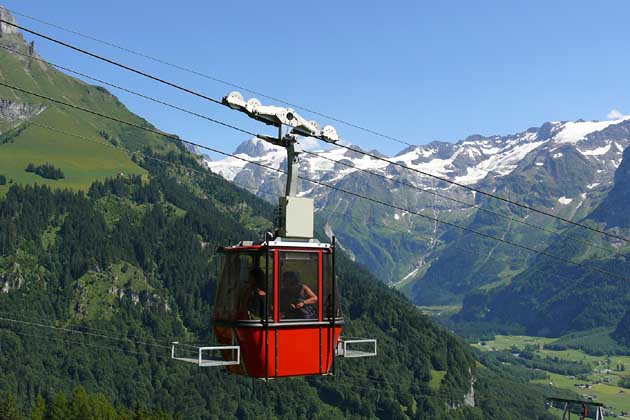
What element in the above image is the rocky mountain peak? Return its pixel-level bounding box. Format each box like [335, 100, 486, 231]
[0, 6, 18, 36]
[234, 137, 283, 157]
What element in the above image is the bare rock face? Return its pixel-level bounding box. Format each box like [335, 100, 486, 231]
[0, 99, 45, 128]
[0, 99, 42, 119]
[0, 263, 26, 294]
[0, 6, 18, 36]
[464, 369, 476, 407]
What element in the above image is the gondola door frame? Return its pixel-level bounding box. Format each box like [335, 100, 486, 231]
[264, 233, 270, 382]
[274, 249, 279, 377]
[318, 249, 324, 374]
[332, 236, 336, 376]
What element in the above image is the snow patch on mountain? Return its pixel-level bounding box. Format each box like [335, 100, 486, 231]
[553, 118, 630, 144]
[454, 139, 547, 184]
[395, 147, 461, 177]
[575, 193, 587, 211]
[305, 147, 389, 175]
[578, 143, 611, 156]
[206, 157, 248, 181]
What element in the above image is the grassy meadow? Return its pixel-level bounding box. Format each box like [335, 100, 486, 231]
[474, 335, 630, 417]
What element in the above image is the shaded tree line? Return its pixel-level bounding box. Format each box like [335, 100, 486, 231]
[25, 163, 65, 180]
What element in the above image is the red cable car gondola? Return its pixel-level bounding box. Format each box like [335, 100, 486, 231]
[212, 237, 342, 378]
[171, 92, 376, 378]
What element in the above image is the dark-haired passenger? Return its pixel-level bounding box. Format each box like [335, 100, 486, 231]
[279, 271, 317, 319]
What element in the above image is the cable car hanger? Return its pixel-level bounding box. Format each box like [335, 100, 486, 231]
[545, 397, 605, 420]
[171, 92, 376, 380]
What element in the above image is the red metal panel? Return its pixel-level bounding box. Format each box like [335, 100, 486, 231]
[321, 326, 343, 374]
[214, 324, 342, 377]
[276, 327, 321, 376]
[236, 328, 276, 378]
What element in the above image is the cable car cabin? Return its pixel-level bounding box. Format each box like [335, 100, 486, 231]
[170, 94, 376, 378]
[212, 239, 342, 378]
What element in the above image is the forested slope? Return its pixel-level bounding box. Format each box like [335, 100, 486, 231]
[0, 387, 172, 420]
[613, 308, 630, 347]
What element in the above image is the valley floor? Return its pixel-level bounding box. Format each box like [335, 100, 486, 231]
[473, 335, 630, 418]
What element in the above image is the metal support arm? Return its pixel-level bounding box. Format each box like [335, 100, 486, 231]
[286, 140, 299, 197]
[171, 342, 240, 367]
[336, 338, 378, 358]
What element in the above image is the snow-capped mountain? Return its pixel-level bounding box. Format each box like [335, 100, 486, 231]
[208, 117, 629, 190]
[206, 117, 630, 303]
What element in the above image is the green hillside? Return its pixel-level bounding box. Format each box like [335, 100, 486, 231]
[0, 108, 148, 194]
[0, 31, 180, 195]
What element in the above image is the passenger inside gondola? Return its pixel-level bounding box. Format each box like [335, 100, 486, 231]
[246, 267, 267, 319]
[279, 271, 318, 319]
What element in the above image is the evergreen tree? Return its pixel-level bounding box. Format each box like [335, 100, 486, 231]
[0, 395, 24, 420]
[30, 396, 46, 420]
[23, 163, 65, 180]
[48, 394, 71, 420]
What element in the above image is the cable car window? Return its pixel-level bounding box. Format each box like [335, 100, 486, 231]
[214, 252, 273, 321]
[249, 252, 274, 321]
[279, 252, 319, 320]
[322, 252, 340, 319]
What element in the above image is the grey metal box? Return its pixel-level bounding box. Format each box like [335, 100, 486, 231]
[278, 196, 314, 239]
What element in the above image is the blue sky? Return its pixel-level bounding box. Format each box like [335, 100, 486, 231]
[3, 1, 630, 157]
